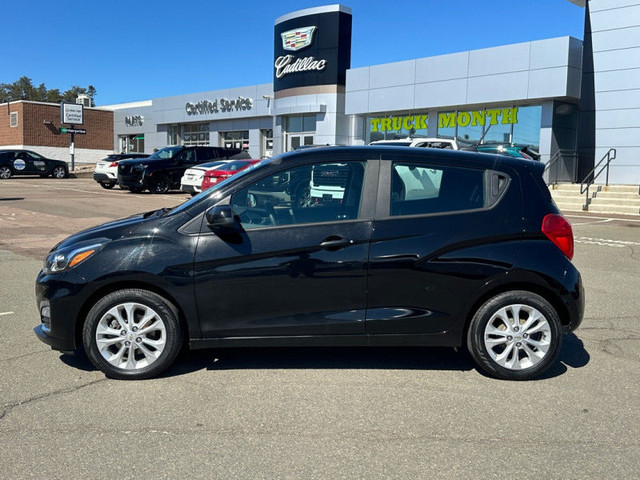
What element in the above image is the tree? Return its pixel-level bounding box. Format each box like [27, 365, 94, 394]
[0, 77, 97, 106]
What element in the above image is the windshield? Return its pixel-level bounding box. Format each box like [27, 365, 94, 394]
[148, 146, 183, 160]
[168, 158, 271, 216]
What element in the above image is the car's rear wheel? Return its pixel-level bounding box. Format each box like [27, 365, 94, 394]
[83, 289, 183, 380]
[52, 166, 67, 178]
[150, 175, 170, 194]
[100, 182, 115, 189]
[467, 291, 562, 380]
[0, 166, 12, 179]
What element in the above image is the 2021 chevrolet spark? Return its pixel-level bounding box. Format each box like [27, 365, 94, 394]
[35, 146, 583, 380]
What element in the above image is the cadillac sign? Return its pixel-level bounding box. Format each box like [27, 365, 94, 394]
[273, 8, 352, 92]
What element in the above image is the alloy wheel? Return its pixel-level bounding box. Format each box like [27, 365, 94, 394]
[0, 166, 11, 179]
[52, 166, 66, 178]
[483, 303, 551, 370]
[95, 302, 167, 371]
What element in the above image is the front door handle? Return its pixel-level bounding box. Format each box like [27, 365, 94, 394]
[319, 236, 354, 251]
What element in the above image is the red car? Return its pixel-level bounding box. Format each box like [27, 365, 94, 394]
[201, 159, 260, 191]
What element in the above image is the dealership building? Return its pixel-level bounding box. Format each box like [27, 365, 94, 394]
[104, 0, 640, 185]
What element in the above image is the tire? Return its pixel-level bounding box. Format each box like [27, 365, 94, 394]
[52, 166, 67, 178]
[100, 182, 115, 189]
[466, 291, 563, 380]
[82, 289, 183, 380]
[129, 186, 144, 193]
[0, 166, 11, 179]
[150, 175, 170, 194]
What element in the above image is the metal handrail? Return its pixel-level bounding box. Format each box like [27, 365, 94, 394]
[544, 149, 579, 185]
[579, 148, 617, 207]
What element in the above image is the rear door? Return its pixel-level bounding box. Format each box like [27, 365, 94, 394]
[366, 153, 521, 335]
[193, 157, 378, 338]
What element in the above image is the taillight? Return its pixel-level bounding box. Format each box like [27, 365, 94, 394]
[542, 214, 574, 260]
[109, 162, 119, 167]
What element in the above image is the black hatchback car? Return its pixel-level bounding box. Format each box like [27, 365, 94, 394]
[117, 145, 250, 193]
[0, 149, 68, 179]
[35, 146, 584, 380]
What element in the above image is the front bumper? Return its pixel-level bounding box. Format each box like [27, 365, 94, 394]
[118, 173, 146, 189]
[34, 269, 95, 352]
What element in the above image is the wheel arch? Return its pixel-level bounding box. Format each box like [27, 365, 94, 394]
[460, 280, 571, 341]
[74, 280, 191, 351]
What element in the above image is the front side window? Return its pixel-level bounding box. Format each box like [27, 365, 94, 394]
[230, 161, 366, 229]
[391, 163, 485, 216]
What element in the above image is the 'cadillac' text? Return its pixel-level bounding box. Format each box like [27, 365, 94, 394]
[274, 55, 327, 79]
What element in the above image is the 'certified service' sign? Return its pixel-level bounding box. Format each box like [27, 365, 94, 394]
[60, 103, 84, 125]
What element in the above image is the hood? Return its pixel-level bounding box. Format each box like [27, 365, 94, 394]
[51, 210, 158, 253]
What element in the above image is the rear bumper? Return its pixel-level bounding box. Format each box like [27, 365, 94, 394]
[181, 183, 200, 194]
[93, 172, 116, 184]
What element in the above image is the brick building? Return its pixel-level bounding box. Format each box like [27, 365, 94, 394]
[0, 100, 114, 165]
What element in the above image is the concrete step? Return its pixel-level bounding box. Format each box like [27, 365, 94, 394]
[590, 197, 640, 206]
[599, 185, 640, 194]
[593, 191, 640, 200]
[550, 183, 582, 192]
[589, 204, 640, 215]
[551, 190, 586, 198]
[554, 201, 586, 213]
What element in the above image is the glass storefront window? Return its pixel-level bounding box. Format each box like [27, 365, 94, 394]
[222, 131, 250, 150]
[436, 106, 541, 149]
[167, 125, 179, 146]
[366, 113, 429, 143]
[119, 134, 144, 153]
[287, 114, 316, 133]
[512, 106, 542, 148]
[183, 123, 210, 146]
[262, 129, 273, 157]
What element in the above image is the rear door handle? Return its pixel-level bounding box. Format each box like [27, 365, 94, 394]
[319, 236, 354, 251]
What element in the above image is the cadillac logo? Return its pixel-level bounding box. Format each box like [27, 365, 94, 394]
[281, 26, 316, 51]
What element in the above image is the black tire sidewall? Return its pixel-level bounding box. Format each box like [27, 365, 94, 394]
[82, 289, 183, 380]
[100, 182, 115, 189]
[151, 175, 169, 194]
[467, 291, 563, 380]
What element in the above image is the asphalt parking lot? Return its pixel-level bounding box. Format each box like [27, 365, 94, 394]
[1, 176, 639, 479]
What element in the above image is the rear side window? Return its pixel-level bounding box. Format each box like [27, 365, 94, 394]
[391, 162, 485, 216]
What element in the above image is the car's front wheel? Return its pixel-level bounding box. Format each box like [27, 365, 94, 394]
[0, 166, 12, 179]
[150, 175, 170, 194]
[83, 289, 183, 380]
[52, 166, 67, 178]
[467, 291, 562, 380]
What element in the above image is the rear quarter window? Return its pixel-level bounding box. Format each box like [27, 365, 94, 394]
[391, 162, 485, 216]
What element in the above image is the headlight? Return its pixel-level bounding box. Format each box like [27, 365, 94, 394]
[43, 241, 107, 275]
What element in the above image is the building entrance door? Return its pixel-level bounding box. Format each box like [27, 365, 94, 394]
[287, 134, 314, 151]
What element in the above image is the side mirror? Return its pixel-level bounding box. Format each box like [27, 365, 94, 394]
[205, 205, 236, 229]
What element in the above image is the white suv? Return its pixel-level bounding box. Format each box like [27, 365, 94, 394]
[93, 153, 149, 189]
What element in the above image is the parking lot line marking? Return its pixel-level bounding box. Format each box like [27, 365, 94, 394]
[0, 311, 14, 316]
[567, 214, 640, 224]
[575, 236, 640, 248]
[572, 219, 614, 226]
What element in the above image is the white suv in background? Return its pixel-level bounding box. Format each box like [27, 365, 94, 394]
[180, 160, 231, 195]
[93, 153, 149, 189]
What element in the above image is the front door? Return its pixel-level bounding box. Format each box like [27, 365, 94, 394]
[287, 134, 314, 151]
[194, 159, 373, 338]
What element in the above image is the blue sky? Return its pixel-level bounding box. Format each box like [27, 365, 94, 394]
[2, 1, 585, 105]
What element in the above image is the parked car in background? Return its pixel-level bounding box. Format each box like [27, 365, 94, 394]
[201, 159, 261, 192]
[93, 153, 149, 189]
[370, 138, 459, 149]
[35, 146, 583, 381]
[118, 146, 251, 193]
[475, 145, 538, 160]
[0, 149, 68, 179]
[180, 160, 232, 195]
